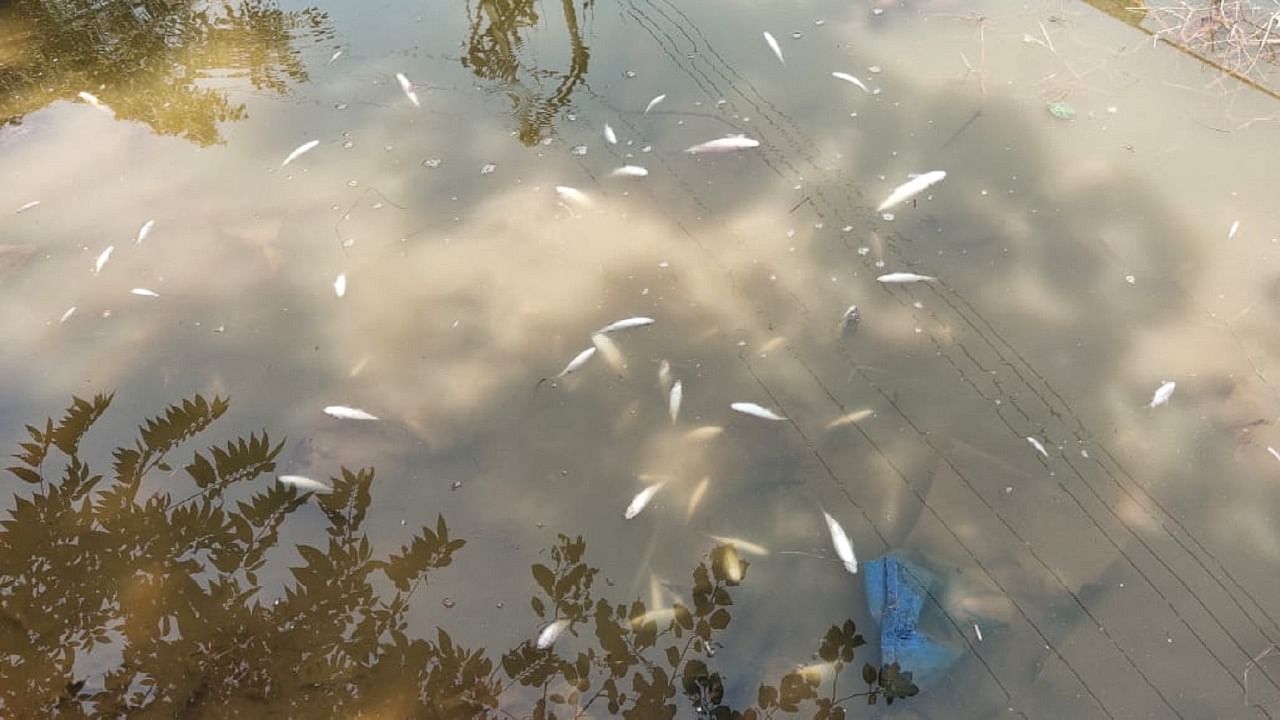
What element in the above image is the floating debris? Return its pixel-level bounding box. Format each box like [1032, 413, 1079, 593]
[323, 405, 379, 421]
[668, 380, 683, 424]
[762, 31, 785, 65]
[14, 200, 40, 214]
[610, 165, 648, 178]
[1027, 436, 1049, 457]
[480, 163, 498, 175]
[279, 475, 333, 493]
[134, 219, 155, 245]
[826, 409, 873, 429]
[597, 316, 655, 334]
[876, 272, 935, 283]
[876, 171, 947, 212]
[840, 305, 861, 331]
[1228, 220, 1240, 240]
[822, 510, 858, 574]
[832, 71, 870, 93]
[395, 72, 420, 107]
[625, 482, 665, 519]
[644, 94, 667, 113]
[555, 186, 592, 208]
[334, 273, 347, 298]
[130, 288, 159, 298]
[93, 246, 114, 275]
[281, 140, 319, 167]
[604, 122, 618, 144]
[730, 402, 786, 421]
[569, 145, 588, 156]
[422, 157, 443, 168]
[1149, 381, 1176, 408]
[1046, 101, 1075, 120]
[684, 135, 760, 154]
[974, 624, 983, 642]
[59, 307, 76, 324]
[706, 534, 769, 556]
[536, 619, 569, 649]
[591, 333, 626, 372]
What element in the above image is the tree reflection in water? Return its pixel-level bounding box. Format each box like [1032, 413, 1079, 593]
[463, 0, 592, 147]
[0, 394, 915, 716]
[0, 0, 334, 145]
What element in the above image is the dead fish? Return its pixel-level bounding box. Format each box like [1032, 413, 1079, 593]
[556, 347, 596, 378]
[597, 316, 655, 334]
[77, 91, 111, 114]
[658, 359, 673, 391]
[536, 619, 569, 649]
[719, 544, 744, 583]
[279, 474, 333, 493]
[705, 533, 769, 556]
[93, 245, 114, 275]
[395, 72, 420, 107]
[832, 71, 870, 93]
[1268, 446, 1280, 464]
[130, 288, 159, 298]
[555, 185, 592, 207]
[591, 333, 626, 372]
[731, 402, 786, 421]
[762, 31, 785, 65]
[1027, 436, 1048, 457]
[685, 476, 710, 520]
[610, 165, 648, 178]
[625, 482, 665, 519]
[14, 200, 40, 214]
[1149, 380, 1176, 408]
[876, 170, 947, 212]
[876, 272, 935, 283]
[684, 135, 760, 154]
[974, 624, 984, 642]
[332, 273, 348, 298]
[668, 380, 683, 424]
[630, 607, 677, 629]
[822, 510, 858, 574]
[323, 405, 379, 421]
[840, 305, 860, 331]
[281, 139, 319, 167]
[826, 409, 873, 429]
[604, 122, 618, 144]
[328, 50, 343, 64]
[685, 425, 723, 441]
[644, 94, 667, 113]
[134, 219, 155, 245]
[59, 306, 76, 324]
[1228, 220, 1240, 240]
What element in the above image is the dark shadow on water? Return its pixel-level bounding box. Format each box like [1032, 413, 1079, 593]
[0, 0, 334, 145]
[0, 393, 917, 717]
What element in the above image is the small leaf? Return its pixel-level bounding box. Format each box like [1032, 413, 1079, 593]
[8, 466, 41, 484]
[862, 663, 877, 685]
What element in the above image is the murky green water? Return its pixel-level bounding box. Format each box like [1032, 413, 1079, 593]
[4, 0, 1280, 716]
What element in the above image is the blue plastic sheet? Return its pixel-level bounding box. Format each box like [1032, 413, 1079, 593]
[864, 554, 960, 686]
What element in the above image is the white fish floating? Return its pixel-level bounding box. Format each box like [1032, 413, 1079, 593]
[15, 200, 40, 214]
[630, 607, 678, 629]
[668, 380, 683, 424]
[624, 482, 665, 519]
[535, 619, 569, 649]
[59, 307, 76, 324]
[130, 288, 160, 298]
[604, 122, 618, 144]
[333, 273, 347, 298]
[395, 72, 420, 107]
[553, 346, 596, 379]
[1228, 220, 1240, 240]
[876, 170, 947, 212]
[78, 91, 111, 114]
[1268, 446, 1280, 464]
[610, 165, 648, 178]
[1027, 436, 1048, 457]
[822, 510, 858, 574]
[658, 359, 673, 391]
[684, 135, 760, 154]
[323, 405, 379, 421]
[328, 50, 343, 64]
[731, 402, 786, 421]
[134, 219, 155, 245]
[591, 333, 626, 372]
[1149, 380, 1176, 408]
[762, 31, 785, 65]
[974, 624, 984, 642]
[876, 272, 935, 283]
[826, 409, 874, 429]
[597, 316, 655, 334]
[278, 475, 333, 493]
[705, 534, 769, 556]
[644, 94, 667, 113]
[93, 245, 114, 275]
[684, 425, 724, 441]
[685, 476, 710, 520]
[281, 139, 319, 167]
[555, 185, 593, 208]
[832, 71, 870, 93]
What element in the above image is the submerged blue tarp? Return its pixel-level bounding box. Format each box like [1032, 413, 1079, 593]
[864, 554, 960, 686]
